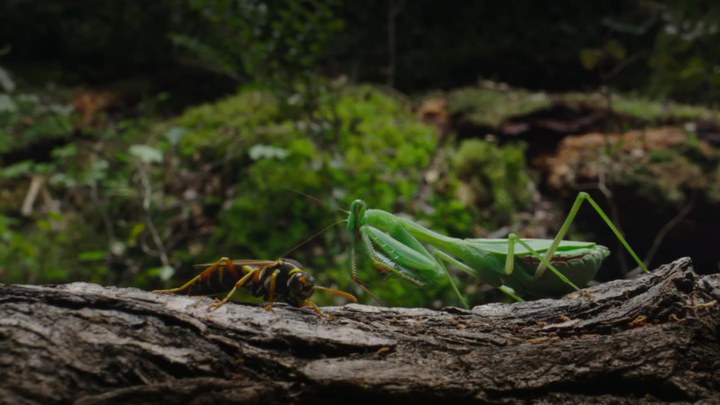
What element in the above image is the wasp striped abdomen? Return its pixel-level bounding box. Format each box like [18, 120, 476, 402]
[181, 259, 244, 295]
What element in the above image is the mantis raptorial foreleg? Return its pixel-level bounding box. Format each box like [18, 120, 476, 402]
[536, 192, 648, 278]
[350, 240, 388, 306]
[357, 228, 426, 285]
[360, 222, 477, 308]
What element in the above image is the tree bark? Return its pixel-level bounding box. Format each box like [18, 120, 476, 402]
[1, 257, 719, 404]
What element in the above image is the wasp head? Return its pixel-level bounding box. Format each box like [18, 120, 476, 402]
[286, 271, 316, 307]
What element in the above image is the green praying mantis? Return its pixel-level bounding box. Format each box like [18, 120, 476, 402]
[346, 191, 649, 308]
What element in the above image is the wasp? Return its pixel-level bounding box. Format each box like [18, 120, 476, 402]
[153, 258, 357, 316]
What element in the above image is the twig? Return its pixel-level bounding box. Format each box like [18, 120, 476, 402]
[596, 168, 630, 273]
[136, 164, 170, 268]
[386, 0, 405, 88]
[90, 182, 117, 250]
[20, 175, 44, 216]
[643, 192, 695, 266]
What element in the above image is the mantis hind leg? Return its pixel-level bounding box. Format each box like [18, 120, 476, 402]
[498, 286, 524, 302]
[506, 234, 581, 292]
[536, 192, 648, 278]
[431, 250, 475, 308]
[434, 250, 523, 304]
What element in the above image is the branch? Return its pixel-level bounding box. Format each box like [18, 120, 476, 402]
[1, 257, 718, 404]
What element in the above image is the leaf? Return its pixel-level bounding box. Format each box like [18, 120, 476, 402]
[129, 144, 164, 164]
[0, 66, 15, 93]
[579, 49, 601, 70]
[0, 160, 33, 179]
[0, 94, 17, 113]
[248, 144, 290, 160]
[83, 159, 109, 184]
[165, 126, 188, 146]
[604, 40, 627, 61]
[149, 265, 175, 281]
[78, 250, 107, 262]
[128, 222, 146, 246]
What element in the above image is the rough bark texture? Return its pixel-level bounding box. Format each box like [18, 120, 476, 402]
[1, 257, 719, 404]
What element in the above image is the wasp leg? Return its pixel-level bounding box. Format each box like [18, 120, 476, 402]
[263, 269, 281, 312]
[208, 268, 259, 312]
[154, 257, 236, 295]
[300, 300, 327, 317]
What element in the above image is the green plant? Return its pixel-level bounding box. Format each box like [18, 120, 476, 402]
[453, 139, 532, 227]
[173, 0, 342, 86]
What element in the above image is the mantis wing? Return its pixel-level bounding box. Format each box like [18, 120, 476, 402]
[466, 238, 597, 256]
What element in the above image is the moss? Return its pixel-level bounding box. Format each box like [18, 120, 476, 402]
[447, 84, 720, 130]
[453, 139, 532, 227]
[562, 92, 720, 123]
[446, 86, 552, 127]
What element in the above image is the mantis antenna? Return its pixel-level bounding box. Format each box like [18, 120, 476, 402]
[278, 219, 347, 258]
[280, 186, 349, 215]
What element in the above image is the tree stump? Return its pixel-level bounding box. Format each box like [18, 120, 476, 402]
[1, 257, 718, 404]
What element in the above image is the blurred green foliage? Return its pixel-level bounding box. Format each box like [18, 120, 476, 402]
[0, 78, 540, 307]
[0, 1, 187, 83]
[0, 91, 73, 154]
[644, 2, 720, 102]
[174, 0, 341, 86]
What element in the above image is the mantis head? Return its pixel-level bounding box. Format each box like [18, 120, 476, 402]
[347, 199, 367, 233]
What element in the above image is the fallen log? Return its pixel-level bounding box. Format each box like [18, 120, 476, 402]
[1, 257, 718, 404]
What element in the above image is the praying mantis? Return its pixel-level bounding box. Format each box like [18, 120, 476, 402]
[347, 191, 648, 308]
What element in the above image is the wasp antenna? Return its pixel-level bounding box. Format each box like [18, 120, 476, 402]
[313, 286, 358, 302]
[279, 219, 347, 258]
[280, 186, 349, 215]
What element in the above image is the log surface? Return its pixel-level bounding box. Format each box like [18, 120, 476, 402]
[1, 257, 719, 404]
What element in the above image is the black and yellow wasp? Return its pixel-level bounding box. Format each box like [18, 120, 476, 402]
[153, 258, 357, 316]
